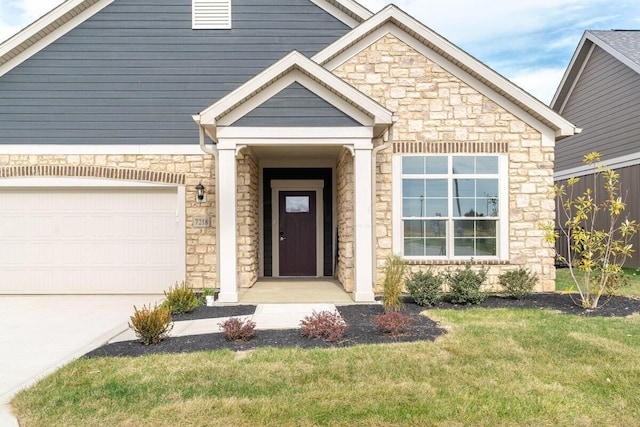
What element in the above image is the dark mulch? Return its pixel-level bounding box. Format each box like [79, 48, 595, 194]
[84, 293, 640, 359]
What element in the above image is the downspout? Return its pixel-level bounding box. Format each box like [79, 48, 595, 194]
[193, 114, 219, 289]
[193, 114, 218, 160]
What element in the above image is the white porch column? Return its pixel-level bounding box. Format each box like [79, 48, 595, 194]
[216, 147, 238, 302]
[353, 146, 376, 302]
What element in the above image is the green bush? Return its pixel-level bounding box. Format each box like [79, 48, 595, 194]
[406, 270, 444, 306]
[446, 263, 488, 305]
[499, 267, 538, 299]
[128, 304, 173, 345]
[382, 254, 406, 312]
[163, 281, 202, 314]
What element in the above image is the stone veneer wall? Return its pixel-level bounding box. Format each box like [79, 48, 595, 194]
[336, 150, 355, 291]
[0, 154, 218, 289]
[332, 33, 556, 291]
[236, 153, 259, 288]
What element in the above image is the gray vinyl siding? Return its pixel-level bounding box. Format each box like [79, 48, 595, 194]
[232, 82, 360, 127]
[555, 164, 640, 268]
[555, 46, 640, 171]
[0, 0, 350, 145]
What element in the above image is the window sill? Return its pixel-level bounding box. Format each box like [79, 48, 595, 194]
[404, 259, 510, 266]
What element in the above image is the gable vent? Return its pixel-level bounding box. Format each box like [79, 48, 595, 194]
[193, 0, 231, 29]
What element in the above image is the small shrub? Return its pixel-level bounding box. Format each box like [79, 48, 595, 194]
[219, 318, 256, 341]
[499, 267, 538, 299]
[382, 254, 407, 312]
[406, 270, 444, 306]
[373, 311, 412, 336]
[128, 304, 173, 345]
[163, 281, 202, 314]
[446, 263, 488, 305]
[300, 310, 348, 342]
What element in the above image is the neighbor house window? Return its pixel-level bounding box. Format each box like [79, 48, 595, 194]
[399, 155, 506, 259]
[192, 0, 231, 29]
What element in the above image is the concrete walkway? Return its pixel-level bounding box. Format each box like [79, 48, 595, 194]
[0, 296, 344, 426]
[110, 303, 339, 343]
[0, 295, 163, 425]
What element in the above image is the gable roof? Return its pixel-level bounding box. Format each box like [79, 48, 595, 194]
[552, 30, 640, 112]
[0, 0, 371, 77]
[195, 50, 393, 139]
[314, 5, 578, 139]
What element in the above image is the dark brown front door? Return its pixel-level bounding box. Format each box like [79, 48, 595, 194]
[279, 191, 316, 276]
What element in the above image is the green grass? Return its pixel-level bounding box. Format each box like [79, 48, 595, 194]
[12, 309, 640, 426]
[556, 266, 640, 296]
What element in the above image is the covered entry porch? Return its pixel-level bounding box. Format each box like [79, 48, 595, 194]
[193, 52, 393, 303]
[238, 278, 354, 304]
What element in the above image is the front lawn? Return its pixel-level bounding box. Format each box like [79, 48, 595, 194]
[556, 266, 640, 296]
[12, 308, 640, 426]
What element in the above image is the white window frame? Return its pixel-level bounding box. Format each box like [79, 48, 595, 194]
[192, 0, 232, 30]
[392, 154, 509, 261]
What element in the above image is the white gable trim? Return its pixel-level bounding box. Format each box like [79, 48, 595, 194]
[198, 50, 393, 139]
[309, 0, 372, 27]
[552, 31, 640, 113]
[554, 42, 595, 115]
[0, 0, 113, 78]
[216, 69, 372, 127]
[313, 5, 577, 139]
[589, 32, 640, 77]
[0, 0, 369, 77]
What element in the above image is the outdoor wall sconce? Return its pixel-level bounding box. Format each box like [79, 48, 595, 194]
[195, 182, 206, 203]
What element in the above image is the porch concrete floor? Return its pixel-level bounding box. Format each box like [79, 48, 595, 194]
[238, 279, 355, 304]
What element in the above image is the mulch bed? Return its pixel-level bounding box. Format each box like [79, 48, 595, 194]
[83, 293, 640, 359]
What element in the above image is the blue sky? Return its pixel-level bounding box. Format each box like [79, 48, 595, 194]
[1, 0, 640, 104]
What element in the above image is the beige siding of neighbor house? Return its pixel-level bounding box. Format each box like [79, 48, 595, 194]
[332, 33, 556, 291]
[0, 154, 220, 289]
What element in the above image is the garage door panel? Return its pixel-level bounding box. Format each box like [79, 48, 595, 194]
[0, 187, 183, 294]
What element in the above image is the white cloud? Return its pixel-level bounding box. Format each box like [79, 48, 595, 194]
[0, 0, 63, 42]
[510, 67, 567, 105]
[2, 0, 640, 102]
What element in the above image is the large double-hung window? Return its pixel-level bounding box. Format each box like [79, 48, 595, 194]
[399, 155, 506, 259]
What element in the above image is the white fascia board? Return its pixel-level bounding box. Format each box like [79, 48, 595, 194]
[554, 43, 594, 115]
[200, 50, 392, 128]
[0, 144, 205, 155]
[215, 127, 374, 147]
[217, 69, 373, 126]
[308, 0, 373, 27]
[555, 151, 640, 181]
[550, 32, 591, 111]
[314, 5, 577, 138]
[552, 31, 640, 114]
[589, 32, 640, 76]
[309, 0, 362, 28]
[0, 0, 113, 77]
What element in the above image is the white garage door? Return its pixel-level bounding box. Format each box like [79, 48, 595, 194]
[0, 187, 183, 294]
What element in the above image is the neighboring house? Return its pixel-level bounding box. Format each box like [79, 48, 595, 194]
[0, 0, 577, 301]
[552, 30, 640, 268]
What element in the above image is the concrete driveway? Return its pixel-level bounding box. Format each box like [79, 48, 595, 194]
[0, 295, 162, 405]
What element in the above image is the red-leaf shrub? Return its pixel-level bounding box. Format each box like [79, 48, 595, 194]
[374, 311, 412, 336]
[300, 310, 348, 342]
[219, 318, 256, 341]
